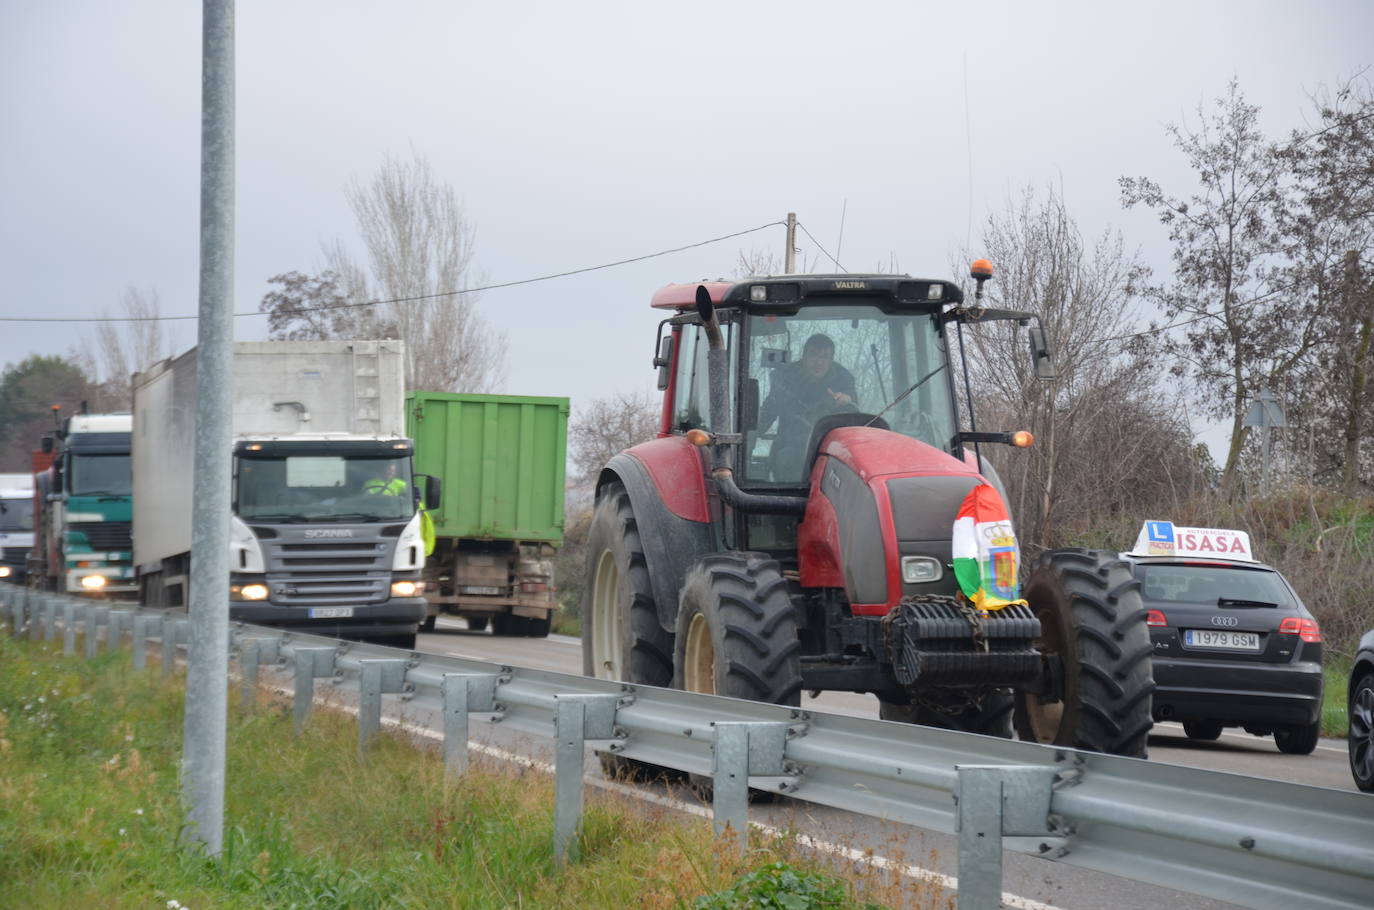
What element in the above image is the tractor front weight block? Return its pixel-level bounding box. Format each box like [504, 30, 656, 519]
[884, 597, 1042, 689]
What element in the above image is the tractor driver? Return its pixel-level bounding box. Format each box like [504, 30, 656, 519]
[756, 333, 857, 480]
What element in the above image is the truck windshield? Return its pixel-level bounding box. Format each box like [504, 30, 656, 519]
[743, 303, 955, 483]
[236, 454, 415, 522]
[0, 499, 34, 531]
[68, 454, 133, 496]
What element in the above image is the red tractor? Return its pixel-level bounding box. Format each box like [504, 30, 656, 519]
[582, 267, 1153, 757]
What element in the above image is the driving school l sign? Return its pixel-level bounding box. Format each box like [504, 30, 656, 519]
[1129, 521, 1255, 561]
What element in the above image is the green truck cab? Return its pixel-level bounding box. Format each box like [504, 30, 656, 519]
[407, 392, 568, 637]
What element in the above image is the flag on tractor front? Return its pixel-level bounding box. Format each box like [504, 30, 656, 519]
[951, 483, 1024, 611]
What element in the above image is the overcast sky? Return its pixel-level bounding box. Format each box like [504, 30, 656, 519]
[3, 1, 1371, 454]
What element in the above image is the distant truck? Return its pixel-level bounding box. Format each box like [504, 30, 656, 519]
[406, 391, 568, 637]
[0, 473, 35, 584]
[132, 340, 438, 648]
[28, 413, 137, 597]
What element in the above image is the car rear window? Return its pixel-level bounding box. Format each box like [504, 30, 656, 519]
[1136, 563, 1297, 609]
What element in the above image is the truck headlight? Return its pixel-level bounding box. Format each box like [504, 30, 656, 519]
[0, 566, 10, 578]
[391, 580, 424, 598]
[81, 574, 107, 590]
[231, 583, 269, 601]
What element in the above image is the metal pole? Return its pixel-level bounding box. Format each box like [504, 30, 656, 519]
[784, 212, 796, 274]
[181, 0, 235, 859]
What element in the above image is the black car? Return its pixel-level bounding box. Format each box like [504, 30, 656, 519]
[1122, 530, 1324, 754]
[1350, 629, 1374, 791]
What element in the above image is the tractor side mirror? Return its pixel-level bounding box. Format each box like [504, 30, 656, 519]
[654, 335, 673, 392]
[1028, 326, 1056, 381]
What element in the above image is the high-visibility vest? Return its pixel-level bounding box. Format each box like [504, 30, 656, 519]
[363, 477, 407, 496]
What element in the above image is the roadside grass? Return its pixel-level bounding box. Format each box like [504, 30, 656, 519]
[551, 611, 581, 637]
[0, 634, 946, 909]
[1323, 661, 1349, 738]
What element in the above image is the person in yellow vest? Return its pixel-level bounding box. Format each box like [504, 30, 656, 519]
[362, 463, 407, 496]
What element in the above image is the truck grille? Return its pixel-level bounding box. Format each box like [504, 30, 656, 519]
[68, 521, 132, 552]
[262, 539, 391, 605]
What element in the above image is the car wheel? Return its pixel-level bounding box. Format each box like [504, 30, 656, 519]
[1182, 720, 1223, 741]
[1274, 719, 1320, 755]
[1349, 673, 1374, 792]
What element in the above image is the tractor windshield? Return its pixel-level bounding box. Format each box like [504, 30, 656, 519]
[742, 303, 955, 483]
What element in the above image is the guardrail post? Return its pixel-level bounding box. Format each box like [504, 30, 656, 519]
[29, 591, 45, 641]
[109, 609, 132, 652]
[132, 614, 159, 671]
[85, 605, 109, 658]
[63, 600, 77, 655]
[553, 694, 620, 866]
[358, 659, 410, 753]
[955, 765, 1059, 910]
[162, 618, 189, 677]
[292, 647, 337, 732]
[440, 673, 499, 776]
[710, 722, 790, 851]
[239, 637, 280, 707]
[44, 594, 59, 642]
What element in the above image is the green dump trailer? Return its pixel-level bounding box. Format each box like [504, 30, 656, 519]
[407, 391, 569, 637]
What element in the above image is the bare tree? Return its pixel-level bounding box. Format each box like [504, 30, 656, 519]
[259, 270, 396, 341]
[1121, 81, 1321, 495]
[957, 184, 1202, 546]
[734, 248, 782, 277]
[328, 150, 507, 392]
[1278, 77, 1374, 493]
[73, 286, 175, 410]
[567, 391, 662, 490]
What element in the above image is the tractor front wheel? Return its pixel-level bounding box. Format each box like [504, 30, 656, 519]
[1014, 548, 1154, 757]
[672, 553, 801, 706]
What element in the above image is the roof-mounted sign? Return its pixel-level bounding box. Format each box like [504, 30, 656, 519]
[1127, 521, 1255, 562]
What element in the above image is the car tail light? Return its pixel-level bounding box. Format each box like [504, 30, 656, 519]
[1278, 616, 1322, 643]
[1146, 609, 1168, 627]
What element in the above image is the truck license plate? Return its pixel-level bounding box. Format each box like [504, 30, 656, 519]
[308, 607, 354, 619]
[1184, 629, 1259, 650]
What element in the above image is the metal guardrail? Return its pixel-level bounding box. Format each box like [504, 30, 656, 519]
[3, 585, 1371, 910]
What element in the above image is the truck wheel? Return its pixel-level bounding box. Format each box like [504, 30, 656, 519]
[1013, 548, 1154, 758]
[672, 553, 801, 707]
[525, 614, 551, 638]
[420, 614, 437, 633]
[581, 483, 673, 687]
[1274, 719, 1320, 755]
[466, 616, 488, 632]
[491, 614, 528, 636]
[878, 690, 1014, 738]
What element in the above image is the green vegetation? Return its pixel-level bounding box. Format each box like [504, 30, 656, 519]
[1323, 661, 1350, 738]
[0, 635, 935, 909]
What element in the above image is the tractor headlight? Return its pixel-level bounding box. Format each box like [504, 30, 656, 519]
[901, 556, 943, 584]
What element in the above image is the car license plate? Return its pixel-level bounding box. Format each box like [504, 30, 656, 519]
[308, 607, 354, 619]
[1184, 629, 1260, 650]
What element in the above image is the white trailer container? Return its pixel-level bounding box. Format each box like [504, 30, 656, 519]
[132, 340, 437, 646]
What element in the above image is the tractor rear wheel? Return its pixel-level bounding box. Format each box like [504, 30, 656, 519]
[878, 690, 1014, 738]
[1013, 548, 1154, 757]
[581, 482, 676, 782]
[672, 553, 801, 706]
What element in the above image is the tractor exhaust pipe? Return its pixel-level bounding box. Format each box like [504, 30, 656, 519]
[695, 286, 808, 516]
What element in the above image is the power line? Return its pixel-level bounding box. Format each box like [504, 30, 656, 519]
[795, 221, 846, 272]
[1, 221, 786, 324]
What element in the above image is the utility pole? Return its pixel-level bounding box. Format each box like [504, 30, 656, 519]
[182, 0, 234, 858]
[784, 212, 796, 274]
